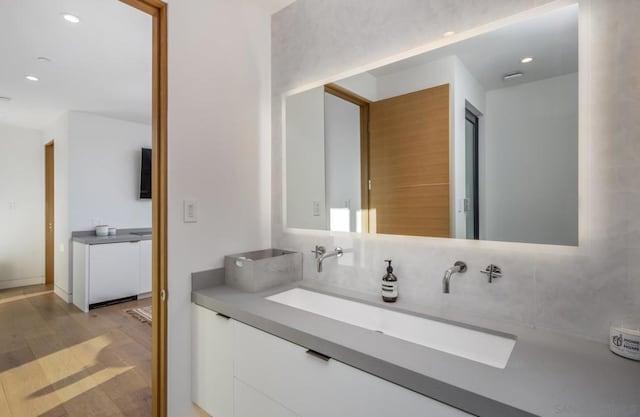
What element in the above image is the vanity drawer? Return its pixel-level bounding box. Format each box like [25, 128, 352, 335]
[233, 321, 471, 417]
[235, 378, 299, 417]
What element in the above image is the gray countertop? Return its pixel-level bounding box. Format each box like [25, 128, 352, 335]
[72, 228, 152, 245]
[192, 280, 640, 417]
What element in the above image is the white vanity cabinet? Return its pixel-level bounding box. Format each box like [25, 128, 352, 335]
[191, 303, 472, 417]
[192, 304, 235, 417]
[234, 379, 298, 417]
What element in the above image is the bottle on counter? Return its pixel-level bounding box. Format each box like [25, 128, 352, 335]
[381, 259, 398, 302]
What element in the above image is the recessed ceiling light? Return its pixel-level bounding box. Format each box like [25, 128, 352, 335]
[0, 96, 11, 102]
[503, 72, 524, 81]
[62, 13, 80, 23]
[521, 57, 534, 64]
[25, 75, 39, 82]
[443, 31, 456, 37]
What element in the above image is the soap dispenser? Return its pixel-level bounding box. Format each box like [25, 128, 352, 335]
[381, 260, 398, 302]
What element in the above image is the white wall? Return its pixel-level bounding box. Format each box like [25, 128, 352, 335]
[0, 124, 44, 289]
[481, 72, 578, 245]
[273, 0, 640, 344]
[68, 112, 151, 231]
[42, 111, 151, 301]
[285, 87, 326, 229]
[42, 113, 70, 300]
[334, 72, 378, 101]
[376, 56, 454, 100]
[167, 0, 272, 416]
[324, 93, 361, 232]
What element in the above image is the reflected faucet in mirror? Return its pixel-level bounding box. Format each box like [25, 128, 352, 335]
[312, 245, 344, 272]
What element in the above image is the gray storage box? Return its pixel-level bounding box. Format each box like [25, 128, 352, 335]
[224, 249, 302, 292]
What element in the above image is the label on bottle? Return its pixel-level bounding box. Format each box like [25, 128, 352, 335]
[382, 281, 398, 299]
[610, 326, 640, 361]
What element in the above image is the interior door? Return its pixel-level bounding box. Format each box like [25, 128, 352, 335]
[368, 84, 450, 237]
[45, 141, 54, 285]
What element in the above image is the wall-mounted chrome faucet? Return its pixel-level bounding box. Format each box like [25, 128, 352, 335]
[442, 261, 467, 293]
[312, 245, 343, 273]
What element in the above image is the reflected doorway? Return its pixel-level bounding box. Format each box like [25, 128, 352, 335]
[465, 109, 479, 240]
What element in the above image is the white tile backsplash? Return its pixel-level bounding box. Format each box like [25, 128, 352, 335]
[271, 0, 640, 342]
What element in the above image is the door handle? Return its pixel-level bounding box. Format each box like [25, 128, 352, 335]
[306, 349, 331, 362]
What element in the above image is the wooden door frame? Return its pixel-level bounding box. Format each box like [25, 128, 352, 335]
[44, 141, 54, 285]
[324, 83, 370, 232]
[119, 1, 168, 416]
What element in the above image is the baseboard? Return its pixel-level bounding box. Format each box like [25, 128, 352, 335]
[0, 277, 45, 290]
[54, 285, 72, 302]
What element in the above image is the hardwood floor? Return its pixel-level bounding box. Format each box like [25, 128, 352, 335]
[0, 285, 152, 417]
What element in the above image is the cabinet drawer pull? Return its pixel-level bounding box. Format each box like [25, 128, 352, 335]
[216, 312, 231, 320]
[306, 349, 331, 362]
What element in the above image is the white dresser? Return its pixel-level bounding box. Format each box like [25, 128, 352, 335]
[72, 239, 152, 312]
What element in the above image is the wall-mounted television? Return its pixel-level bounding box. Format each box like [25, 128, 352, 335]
[140, 148, 152, 199]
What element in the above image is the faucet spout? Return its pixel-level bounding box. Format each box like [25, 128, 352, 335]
[313, 246, 344, 273]
[442, 261, 467, 293]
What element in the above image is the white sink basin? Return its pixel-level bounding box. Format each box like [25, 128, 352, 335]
[267, 288, 516, 369]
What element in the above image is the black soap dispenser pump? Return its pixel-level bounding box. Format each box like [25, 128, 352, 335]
[381, 260, 398, 302]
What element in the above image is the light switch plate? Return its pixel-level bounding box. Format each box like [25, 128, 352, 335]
[457, 198, 470, 213]
[313, 201, 320, 216]
[184, 200, 198, 223]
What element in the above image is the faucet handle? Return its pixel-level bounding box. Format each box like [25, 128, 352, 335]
[312, 245, 326, 258]
[454, 261, 467, 272]
[481, 264, 502, 283]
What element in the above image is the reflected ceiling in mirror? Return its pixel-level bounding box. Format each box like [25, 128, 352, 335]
[284, 4, 579, 246]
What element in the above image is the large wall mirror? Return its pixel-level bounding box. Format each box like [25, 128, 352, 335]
[285, 4, 578, 246]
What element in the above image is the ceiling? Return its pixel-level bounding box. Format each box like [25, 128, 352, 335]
[0, 0, 152, 129]
[369, 4, 578, 91]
